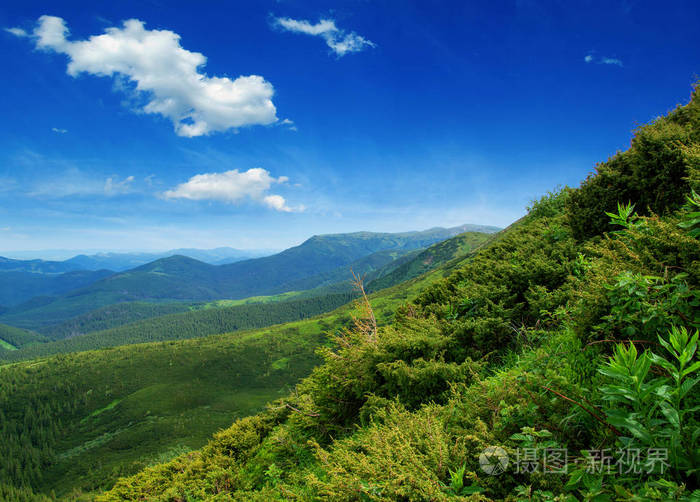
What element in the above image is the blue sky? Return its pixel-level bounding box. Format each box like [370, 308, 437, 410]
[1, 0, 699, 253]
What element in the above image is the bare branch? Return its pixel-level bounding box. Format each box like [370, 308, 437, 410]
[350, 268, 378, 343]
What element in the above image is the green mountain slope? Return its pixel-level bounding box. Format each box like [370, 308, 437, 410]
[366, 231, 492, 292]
[0, 269, 114, 307]
[94, 84, 699, 501]
[0, 323, 48, 349]
[0, 292, 355, 364]
[0, 225, 496, 330]
[0, 226, 494, 497]
[0, 229, 491, 363]
[39, 301, 196, 340]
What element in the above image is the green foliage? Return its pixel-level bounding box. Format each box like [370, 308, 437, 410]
[570, 213, 700, 342]
[599, 327, 700, 479]
[0, 292, 355, 364]
[605, 201, 640, 231]
[527, 187, 572, 219]
[678, 189, 700, 238]
[0, 323, 47, 349]
[596, 272, 699, 341]
[566, 82, 700, 240]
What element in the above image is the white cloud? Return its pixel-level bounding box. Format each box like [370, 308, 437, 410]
[278, 118, 297, 131]
[600, 57, 623, 67]
[104, 175, 134, 195]
[273, 16, 375, 57]
[5, 27, 28, 37]
[17, 15, 278, 137]
[29, 169, 136, 197]
[584, 52, 623, 67]
[51, 127, 68, 133]
[163, 168, 301, 212]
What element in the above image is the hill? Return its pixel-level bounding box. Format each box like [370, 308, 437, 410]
[0, 269, 114, 307]
[39, 301, 196, 340]
[0, 224, 494, 497]
[0, 225, 496, 329]
[0, 230, 490, 363]
[0, 256, 77, 274]
[62, 247, 272, 271]
[0, 292, 355, 364]
[92, 83, 698, 500]
[0, 323, 48, 350]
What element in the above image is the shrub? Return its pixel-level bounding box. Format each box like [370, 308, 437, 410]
[567, 83, 700, 240]
[598, 327, 699, 481]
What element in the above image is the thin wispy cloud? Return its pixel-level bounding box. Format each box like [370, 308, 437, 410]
[8, 16, 279, 137]
[272, 16, 375, 57]
[51, 127, 68, 134]
[278, 118, 297, 131]
[584, 52, 623, 67]
[29, 169, 136, 198]
[4, 27, 28, 37]
[104, 175, 134, 195]
[163, 168, 303, 212]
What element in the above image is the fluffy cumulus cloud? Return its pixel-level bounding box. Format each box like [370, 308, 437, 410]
[10, 16, 278, 137]
[163, 168, 301, 212]
[273, 16, 375, 57]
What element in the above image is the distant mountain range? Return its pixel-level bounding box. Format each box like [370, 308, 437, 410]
[0, 224, 499, 329]
[0, 247, 275, 274]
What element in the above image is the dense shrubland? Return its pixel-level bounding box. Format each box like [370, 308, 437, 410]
[98, 83, 700, 501]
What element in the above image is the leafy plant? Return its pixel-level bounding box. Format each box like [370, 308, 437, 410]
[599, 326, 700, 480]
[678, 189, 700, 238]
[598, 272, 699, 341]
[605, 202, 640, 232]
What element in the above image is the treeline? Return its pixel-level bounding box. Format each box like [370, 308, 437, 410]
[0, 292, 356, 364]
[41, 301, 195, 340]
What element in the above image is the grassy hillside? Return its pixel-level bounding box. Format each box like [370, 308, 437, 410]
[97, 84, 700, 501]
[0, 292, 355, 364]
[0, 324, 326, 497]
[0, 225, 492, 498]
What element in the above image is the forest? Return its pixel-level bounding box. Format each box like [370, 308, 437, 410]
[0, 217, 489, 498]
[0, 292, 356, 364]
